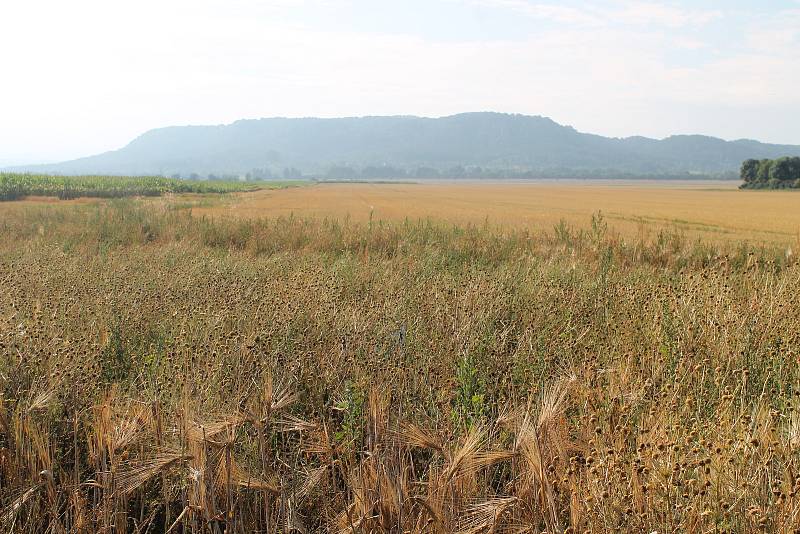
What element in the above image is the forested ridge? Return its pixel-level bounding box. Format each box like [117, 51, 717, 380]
[9, 113, 800, 179]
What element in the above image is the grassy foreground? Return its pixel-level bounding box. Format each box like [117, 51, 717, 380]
[1, 201, 800, 532]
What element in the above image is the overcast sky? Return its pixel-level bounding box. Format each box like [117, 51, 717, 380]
[1, 0, 799, 164]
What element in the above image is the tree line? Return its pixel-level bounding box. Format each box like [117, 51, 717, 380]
[164, 165, 739, 182]
[740, 157, 800, 189]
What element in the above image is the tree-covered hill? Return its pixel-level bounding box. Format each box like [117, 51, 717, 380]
[8, 113, 800, 179]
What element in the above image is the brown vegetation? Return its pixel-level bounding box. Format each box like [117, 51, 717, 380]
[1, 200, 799, 532]
[188, 181, 800, 245]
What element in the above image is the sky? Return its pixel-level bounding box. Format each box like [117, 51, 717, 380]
[1, 0, 799, 165]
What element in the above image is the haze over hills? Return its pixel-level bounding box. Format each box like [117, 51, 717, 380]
[8, 113, 800, 179]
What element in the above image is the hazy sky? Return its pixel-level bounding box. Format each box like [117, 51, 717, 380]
[2, 0, 799, 164]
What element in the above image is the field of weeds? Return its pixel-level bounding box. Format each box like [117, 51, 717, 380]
[1, 200, 800, 532]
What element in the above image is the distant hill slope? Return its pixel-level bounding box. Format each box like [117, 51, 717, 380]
[9, 113, 800, 178]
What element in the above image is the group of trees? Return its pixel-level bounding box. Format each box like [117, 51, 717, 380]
[320, 165, 733, 181]
[740, 157, 800, 189]
[167, 167, 305, 182]
[160, 163, 739, 183]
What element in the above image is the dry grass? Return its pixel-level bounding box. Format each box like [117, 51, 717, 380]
[0, 198, 799, 532]
[185, 181, 800, 246]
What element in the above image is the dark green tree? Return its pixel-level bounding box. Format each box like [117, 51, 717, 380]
[740, 159, 759, 183]
[789, 157, 800, 181]
[741, 157, 800, 189]
[756, 159, 773, 183]
[769, 157, 796, 182]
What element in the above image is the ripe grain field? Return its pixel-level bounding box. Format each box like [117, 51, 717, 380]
[2, 181, 800, 533]
[189, 181, 800, 246]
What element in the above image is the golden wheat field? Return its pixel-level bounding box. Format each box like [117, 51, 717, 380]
[2, 182, 800, 533]
[189, 181, 800, 245]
